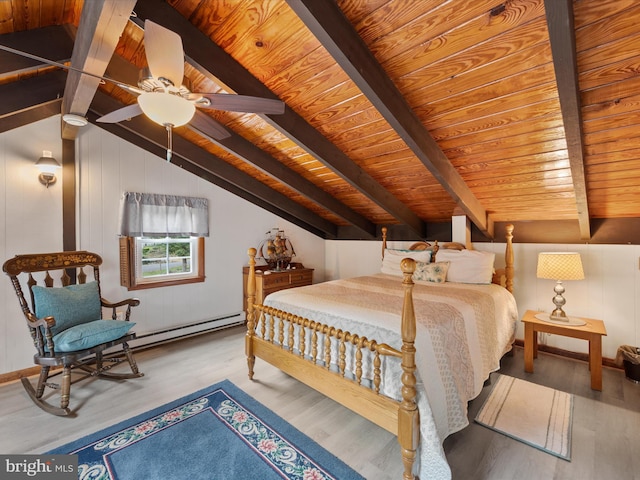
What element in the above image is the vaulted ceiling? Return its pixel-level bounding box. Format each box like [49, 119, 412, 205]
[1, 0, 639, 243]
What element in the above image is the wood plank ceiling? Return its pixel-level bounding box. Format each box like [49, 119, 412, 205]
[1, 0, 639, 243]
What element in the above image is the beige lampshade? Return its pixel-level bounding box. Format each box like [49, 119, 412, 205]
[536, 252, 584, 280]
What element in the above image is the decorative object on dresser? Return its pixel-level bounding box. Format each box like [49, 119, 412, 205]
[536, 252, 585, 325]
[257, 228, 296, 271]
[245, 225, 517, 480]
[242, 263, 313, 312]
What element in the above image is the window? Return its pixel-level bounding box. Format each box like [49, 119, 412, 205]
[118, 192, 208, 290]
[120, 236, 205, 290]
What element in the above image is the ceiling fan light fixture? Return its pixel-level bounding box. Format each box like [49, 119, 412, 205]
[138, 91, 195, 127]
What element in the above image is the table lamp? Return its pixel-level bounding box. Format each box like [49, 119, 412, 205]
[536, 252, 585, 325]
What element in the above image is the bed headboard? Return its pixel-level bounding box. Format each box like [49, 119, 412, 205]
[381, 224, 515, 293]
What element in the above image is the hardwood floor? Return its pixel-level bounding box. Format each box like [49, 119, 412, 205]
[1, 326, 639, 480]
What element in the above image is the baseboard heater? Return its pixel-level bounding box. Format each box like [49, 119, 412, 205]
[0, 314, 245, 385]
[128, 312, 245, 351]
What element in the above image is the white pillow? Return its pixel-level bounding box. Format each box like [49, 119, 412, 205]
[381, 249, 432, 277]
[435, 249, 495, 284]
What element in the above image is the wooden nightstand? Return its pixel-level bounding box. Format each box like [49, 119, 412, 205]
[521, 309, 607, 390]
[242, 264, 313, 312]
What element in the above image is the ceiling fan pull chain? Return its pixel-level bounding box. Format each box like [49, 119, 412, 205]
[165, 124, 173, 162]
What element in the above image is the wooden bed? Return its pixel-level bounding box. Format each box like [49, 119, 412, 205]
[245, 225, 515, 480]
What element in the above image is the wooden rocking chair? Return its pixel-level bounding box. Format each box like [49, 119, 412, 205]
[3, 251, 143, 416]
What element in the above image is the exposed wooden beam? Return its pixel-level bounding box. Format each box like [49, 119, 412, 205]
[0, 100, 61, 134]
[212, 129, 377, 237]
[62, 138, 76, 252]
[285, 0, 492, 239]
[0, 70, 67, 134]
[544, 0, 591, 240]
[61, 0, 136, 140]
[131, 0, 426, 237]
[89, 92, 338, 239]
[487, 219, 640, 245]
[86, 108, 330, 238]
[0, 25, 74, 79]
[103, 55, 375, 238]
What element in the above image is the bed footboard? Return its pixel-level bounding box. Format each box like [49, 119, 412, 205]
[245, 248, 418, 480]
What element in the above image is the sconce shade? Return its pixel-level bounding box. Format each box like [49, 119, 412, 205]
[138, 92, 195, 127]
[35, 150, 61, 187]
[536, 252, 584, 280]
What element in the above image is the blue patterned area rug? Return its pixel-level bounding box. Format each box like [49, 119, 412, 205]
[48, 380, 364, 479]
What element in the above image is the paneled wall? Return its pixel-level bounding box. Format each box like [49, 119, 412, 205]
[2, 116, 638, 374]
[325, 238, 640, 360]
[0, 117, 325, 374]
[0, 118, 64, 374]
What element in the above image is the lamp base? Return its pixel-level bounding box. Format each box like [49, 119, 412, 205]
[535, 312, 586, 326]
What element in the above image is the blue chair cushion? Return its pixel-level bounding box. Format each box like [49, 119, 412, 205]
[52, 320, 136, 352]
[33, 282, 101, 336]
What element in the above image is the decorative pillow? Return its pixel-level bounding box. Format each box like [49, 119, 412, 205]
[33, 281, 101, 336]
[381, 249, 432, 277]
[412, 261, 450, 283]
[435, 249, 495, 284]
[52, 320, 135, 352]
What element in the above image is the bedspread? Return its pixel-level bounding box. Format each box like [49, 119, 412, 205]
[262, 273, 518, 479]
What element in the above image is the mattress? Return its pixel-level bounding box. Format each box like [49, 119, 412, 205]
[262, 273, 518, 479]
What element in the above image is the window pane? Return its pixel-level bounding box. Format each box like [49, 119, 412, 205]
[142, 258, 168, 277]
[139, 238, 193, 278]
[123, 236, 205, 290]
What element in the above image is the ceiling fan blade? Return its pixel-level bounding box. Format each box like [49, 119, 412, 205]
[144, 20, 185, 89]
[189, 110, 231, 140]
[197, 94, 285, 115]
[96, 103, 143, 123]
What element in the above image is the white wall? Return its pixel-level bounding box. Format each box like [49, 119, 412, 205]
[2, 117, 638, 373]
[325, 238, 640, 360]
[0, 117, 325, 374]
[0, 117, 64, 374]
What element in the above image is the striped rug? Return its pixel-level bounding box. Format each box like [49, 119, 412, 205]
[475, 374, 573, 460]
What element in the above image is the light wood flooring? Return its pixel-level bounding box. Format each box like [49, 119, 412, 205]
[1, 325, 639, 480]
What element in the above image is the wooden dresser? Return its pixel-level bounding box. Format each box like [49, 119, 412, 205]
[242, 263, 314, 312]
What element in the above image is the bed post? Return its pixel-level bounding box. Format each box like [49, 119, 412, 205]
[398, 258, 418, 480]
[504, 224, 514, 294]
[246, 248, 257, 379]
[381, 226, 388, 260]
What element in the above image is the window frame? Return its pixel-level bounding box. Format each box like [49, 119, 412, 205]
[119, 236, 205, 290]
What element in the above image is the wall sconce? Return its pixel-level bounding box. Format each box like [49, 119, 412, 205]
[35, 150, 61, 188]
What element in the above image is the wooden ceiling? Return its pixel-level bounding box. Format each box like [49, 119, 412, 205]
[1, 0, 639, 243]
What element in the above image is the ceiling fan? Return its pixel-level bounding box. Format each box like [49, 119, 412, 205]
[0, 20, 285, 161]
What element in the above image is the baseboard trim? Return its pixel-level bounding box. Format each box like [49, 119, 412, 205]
[0, 366, 51, 385]
[513, 339, 620, 369]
